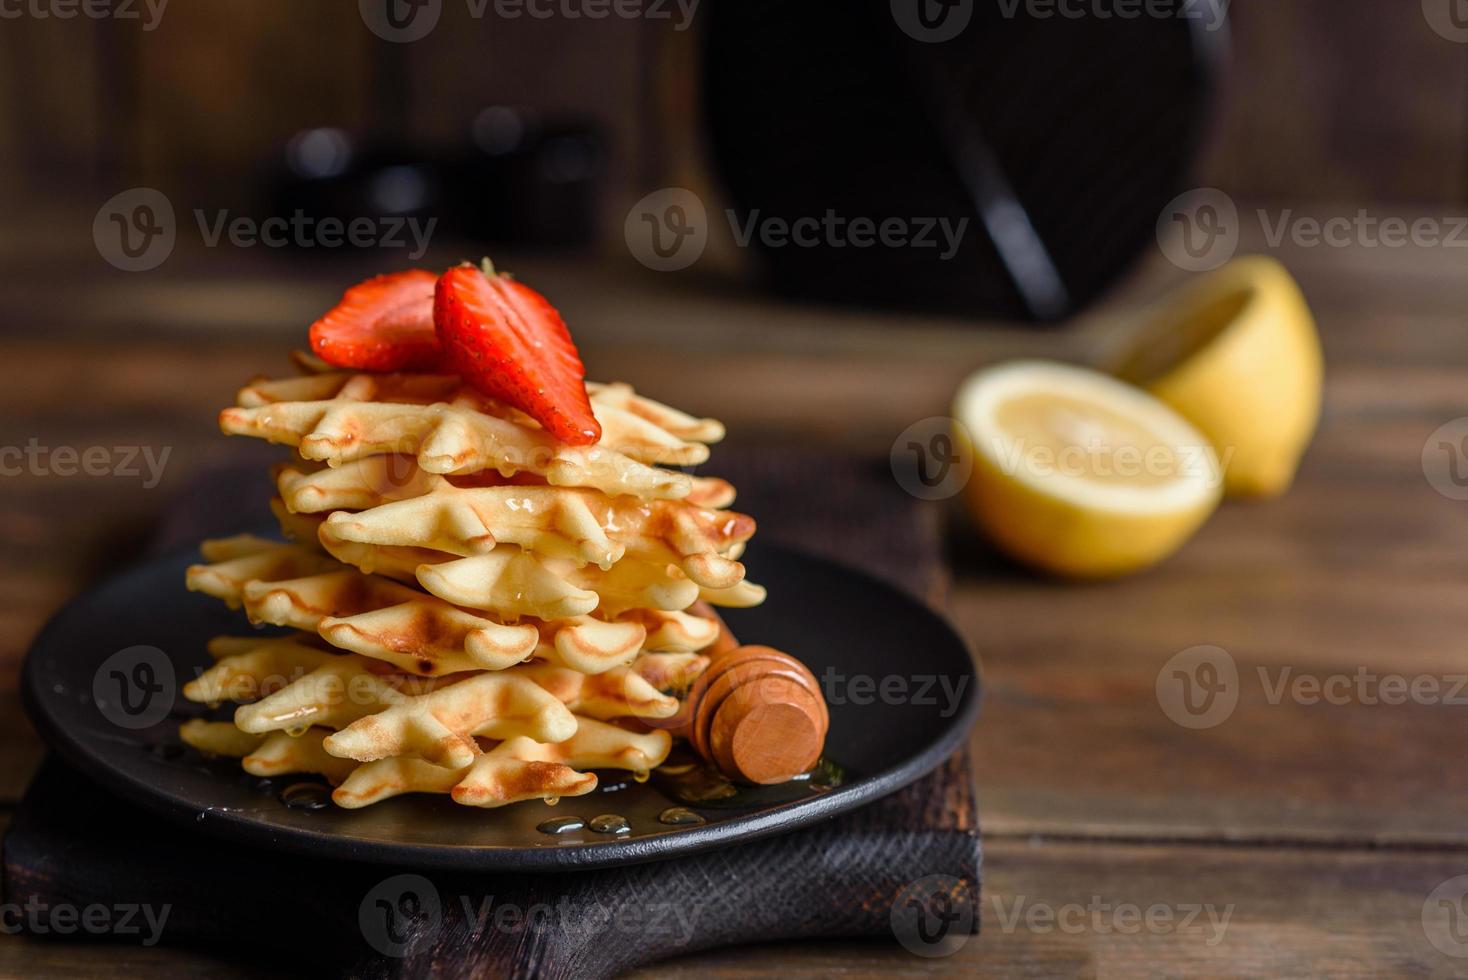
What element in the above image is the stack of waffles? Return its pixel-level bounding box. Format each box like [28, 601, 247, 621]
[179, 360, 763, 809]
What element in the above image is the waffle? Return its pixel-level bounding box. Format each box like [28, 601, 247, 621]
[236, 372, 724, 465]
[182, 349, 775, 814]
[180, 717, 669, 809]
[186, 536, 719, 675]
[182, 633, 694, 743]
[275, 454, 738, 513]
[220, 371, 720, 499]
[334, 719, 671, 809]
[180, 720, 360, 783]
[320, 485, 754, 588]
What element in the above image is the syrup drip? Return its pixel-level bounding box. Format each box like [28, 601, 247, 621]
[536, 816, 586, 835]
[587, 813, 631, 835]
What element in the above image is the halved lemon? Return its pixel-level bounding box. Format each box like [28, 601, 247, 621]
[1112, 255, 1322, 497]
[953, 361, 1223, 578]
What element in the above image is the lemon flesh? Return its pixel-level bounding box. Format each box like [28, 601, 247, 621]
[1114, 255, 1322, 497]
[954, 361, 1223, 578]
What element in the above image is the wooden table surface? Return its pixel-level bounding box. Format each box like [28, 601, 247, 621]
[3, 223, 1467, 977]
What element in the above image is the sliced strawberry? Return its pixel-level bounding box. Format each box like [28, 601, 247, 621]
[434, 261, 601, 445]
[309, 269, 442, 372]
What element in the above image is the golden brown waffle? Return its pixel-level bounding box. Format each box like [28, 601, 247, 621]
[320, 485, 754, 589]
[182, 634, 695, 743]
[180, 717, 669, 808]
[220, 371, 721, 498]
[180, 720, 360, 783]
[279, 501, 765, 620]
[186, 537, 719, 675]
[236, 372, 724, 464]
[276, 454, 738, 513]
[184, 356, 758, 813]
[322, 670, 579, 768]
[333, 719, 671, 809]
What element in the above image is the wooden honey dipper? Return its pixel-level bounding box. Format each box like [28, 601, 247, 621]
[671, 604, 830, 785]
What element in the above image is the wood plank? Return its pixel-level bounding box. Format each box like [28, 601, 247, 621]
[8, 838, 1460, 977]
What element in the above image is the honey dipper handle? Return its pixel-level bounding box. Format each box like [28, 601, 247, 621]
[682, 639, 830, 786]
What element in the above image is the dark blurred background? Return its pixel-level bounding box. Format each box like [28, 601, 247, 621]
[2, 1, 1462, 318]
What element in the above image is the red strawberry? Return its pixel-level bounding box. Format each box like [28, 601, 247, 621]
[309, 269, 442, 372]
[434, 261, 601, 446]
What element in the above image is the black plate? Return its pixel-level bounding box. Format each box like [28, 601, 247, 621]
[22, 542, 979, 871]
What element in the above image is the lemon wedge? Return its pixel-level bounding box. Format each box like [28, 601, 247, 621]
[953, 360, 1223, 578]
[1112, 255, 1322, 497]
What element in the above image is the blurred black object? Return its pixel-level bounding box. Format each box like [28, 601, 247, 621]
[703, 0, 1224, 321]
[268, 107, 605, 251]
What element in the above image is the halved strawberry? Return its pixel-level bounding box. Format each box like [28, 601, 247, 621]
[309, 269, 442, 372]
[434, 261, 601, 446]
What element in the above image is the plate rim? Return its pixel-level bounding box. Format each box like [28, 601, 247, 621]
[21, 540, 982, 872]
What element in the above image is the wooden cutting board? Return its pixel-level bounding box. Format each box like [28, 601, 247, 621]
[4, 447, 979, 977]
